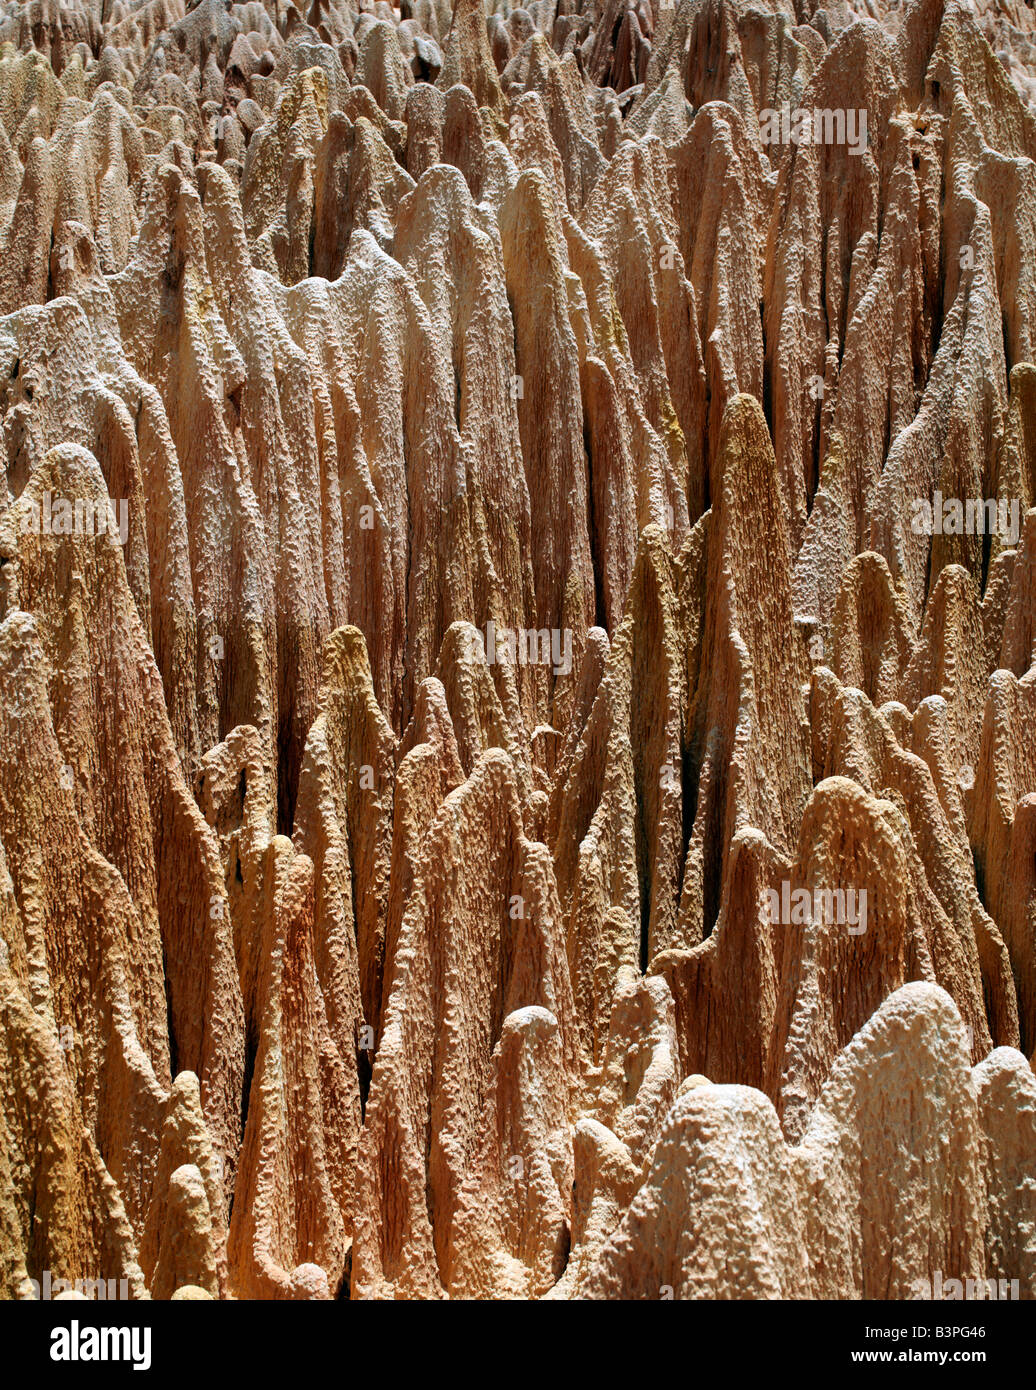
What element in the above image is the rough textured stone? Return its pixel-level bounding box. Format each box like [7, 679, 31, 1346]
[0, 0, 1033, 1305]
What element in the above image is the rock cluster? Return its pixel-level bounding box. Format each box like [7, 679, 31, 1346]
[0, 0, 1034, 1301]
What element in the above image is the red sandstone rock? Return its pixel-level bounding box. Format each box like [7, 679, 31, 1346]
[0, 0, 1033, 1305]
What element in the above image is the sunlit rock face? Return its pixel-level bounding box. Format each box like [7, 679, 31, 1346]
[0, 0, 1034, 1303]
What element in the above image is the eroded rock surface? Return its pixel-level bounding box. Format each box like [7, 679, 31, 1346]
[0, 0, 1034, 1302]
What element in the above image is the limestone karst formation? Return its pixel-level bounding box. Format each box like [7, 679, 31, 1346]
[0, 0, 1035, 1305]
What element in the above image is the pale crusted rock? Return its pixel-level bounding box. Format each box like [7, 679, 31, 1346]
[582, 1081, 813, 1299]
[974, 1046, 1036, 1297]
